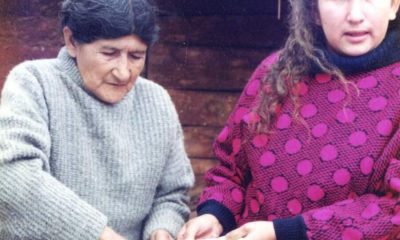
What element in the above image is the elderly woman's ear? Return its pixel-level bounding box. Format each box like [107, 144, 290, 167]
[63, 26, 77, 58]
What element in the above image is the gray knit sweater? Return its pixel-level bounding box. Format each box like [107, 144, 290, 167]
[0, 48, 194, 240]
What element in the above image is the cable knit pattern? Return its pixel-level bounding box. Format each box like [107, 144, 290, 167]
[198, 53, 400, 239]
[0, 47, 194, 240]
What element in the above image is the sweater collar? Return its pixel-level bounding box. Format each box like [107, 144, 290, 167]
[314, 29, 400, 75]
[57, 47, 85, 86]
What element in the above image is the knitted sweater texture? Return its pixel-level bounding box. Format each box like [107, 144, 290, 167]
[0, 48, 194, 240]
[198, 37, 400, 239]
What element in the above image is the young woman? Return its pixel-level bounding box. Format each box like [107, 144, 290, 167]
[178, 0, 400, 239]
[0, 0, 194, 239]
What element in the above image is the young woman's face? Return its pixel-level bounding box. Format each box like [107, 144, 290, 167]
[317, 0, 400, 56]
[64, 27, 148, 104]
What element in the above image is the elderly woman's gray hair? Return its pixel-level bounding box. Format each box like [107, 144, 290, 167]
[60, 0, 159, 46]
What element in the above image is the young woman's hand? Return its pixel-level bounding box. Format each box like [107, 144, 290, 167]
[150, 229, 174, 240]
[99, 226, 126, 240]
[224, 221, 276, 240]
[177, 214, 223, 240]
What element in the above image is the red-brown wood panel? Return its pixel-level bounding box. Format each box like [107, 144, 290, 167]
[149, 43, 268, 91]
[168, 89, 240, 127]
[158, 15, 287, 48]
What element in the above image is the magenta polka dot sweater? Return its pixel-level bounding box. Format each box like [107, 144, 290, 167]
[198, 30, 400, 239]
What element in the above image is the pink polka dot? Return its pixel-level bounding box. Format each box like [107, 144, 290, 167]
[242, 206, 249, 218]
[287, 199, 302, 215]
[377, 119, 393, 136]
[312, 123, 328, 138]
[368, 96, 387, 112]
[231, 188, 243, 203]
[210, 193, 224, 202]
[252, 134, 268, 148]
[268, 214, 277, 221]
[234, 214, 240, 223]
[217, 126, 229, 142]
[285, 138, 302, 155]
[246, 80, 260, 96]
[342, 228, 363, 240]
[250, 199, 260, 213]
[259, 151, 276, 167]
[342, 218, 353, 226]
[300, 104, 317, 118]
[298, 82, 309, 96]
[390, 178, 400, 192]
[348, 131, 367, 147]
[271, 176, 289, 193]
[335, 199, 355, 206]
[313, 209, 334, 221]
[333, 168, 351, 186]
[328, 89, 346, 103]
[320, 144, 338, 161]
[212, 176, 226, 183]
[276, 114, 292, 129]
[391, 214, 400, 225]
[234, 107, 249, 124]
[297, 160, 313, 176]
[360, 157, 374, 175]
[361, 203, 381, 219]
[243, 112, 261, 124]
[358, 76, 378, 89]
[307, 185, 325, 202]
[256, 189, 265, 204]
[232, 138, 241, 155]
[336, 108, 356, 123]
[316, 74, 332, 83]
[392, 66, 400, 76]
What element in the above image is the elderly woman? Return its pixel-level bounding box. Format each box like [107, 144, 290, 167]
[0, 0, 194, 240]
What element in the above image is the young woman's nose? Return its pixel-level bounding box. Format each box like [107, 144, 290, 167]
[347, 0, 364, 24]
[112, 56, 131, 82]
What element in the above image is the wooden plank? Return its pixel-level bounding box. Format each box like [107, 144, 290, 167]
[184, 126, 221, 159]
[190, 158, 218, 175]
[169, 89, 240, 127]
[0, 16, 63, 92]
[189, 158, 219, 211]
[189, 174, 207, 211]
[0, 0, 61, 17]
[0, 16, 62, 56]
[156, 0, 288, 17]
[149, 44, 268, 91]
[158, 15, 288, 48]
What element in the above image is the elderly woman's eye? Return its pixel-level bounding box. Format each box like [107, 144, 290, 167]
[102, 51, 116, 56]
[130, 54, 143, 59]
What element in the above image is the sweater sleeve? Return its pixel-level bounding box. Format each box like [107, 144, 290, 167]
[197, 54, 278, 234]
[142, 94, 195, 240]
[277, 127, 400, 240]
[0, 63, 107, 240]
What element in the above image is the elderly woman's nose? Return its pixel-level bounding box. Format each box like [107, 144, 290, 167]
[113, 58, 131, 81]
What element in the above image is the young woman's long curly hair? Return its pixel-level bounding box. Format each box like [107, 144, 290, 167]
[255, 0, 400, 133]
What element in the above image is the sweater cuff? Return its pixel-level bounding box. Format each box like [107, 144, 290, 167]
[197, 200, 236, 234]
[273, 216, 308, 240]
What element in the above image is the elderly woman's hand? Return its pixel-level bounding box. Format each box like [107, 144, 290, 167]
[150, 229, 174, 240]
[177, 214, 223, 240]
[224, 221, 276, 240]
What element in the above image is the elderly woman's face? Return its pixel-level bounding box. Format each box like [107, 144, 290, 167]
[64, 28, 148, 104]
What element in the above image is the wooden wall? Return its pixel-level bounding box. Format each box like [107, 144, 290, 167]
[152, 0, 288, 211]
[0, 0, 288, 212]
